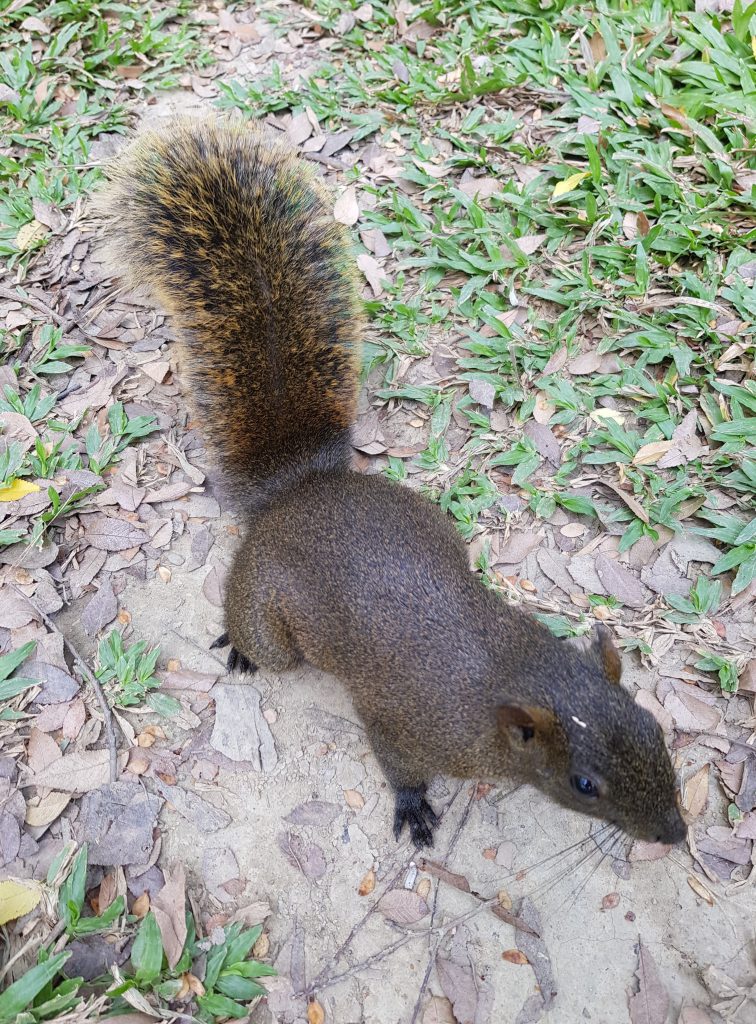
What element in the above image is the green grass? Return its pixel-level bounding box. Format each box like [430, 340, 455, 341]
[0, 0, 212, 266]
[220, 1, 755, 610]
[0, 0, 212, 545]
[0, 845, 275, 1024]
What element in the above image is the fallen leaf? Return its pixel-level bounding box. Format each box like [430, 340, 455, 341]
[513, 233, 546, 256]
[458, 177, 501, 200]
[210, 683, 277, 769]
[25, 791, 71, 828]
[77, 783, 163, 865]
[0, 479, 40, 501]
[27, 727, 62, 772]
[418, 858, 471, 893]
[496, 530, 544, 566]
[682, 764, 710, 820]
[677, 1004, 713, 1024]
[541, 347, 568, 375]
[81, 580, 118, 635]
[160, 668, 218, 692]
[0, 812, 20, 866]
[333, 186, 359, 226]
[30, 749, 127, 794]
[152, 863, 187, 969]
[155, 780, 231, 833]
[285, 801, 340, 827]
[132, 892, 150, 918]
[0, 83, 22, 106]
[595, 553, 647, 608]
[0, 590, 38, 628]
[26, 662, 79, 705]
[344, 789, 365, 810]
[0, 878, 43, 924]
[202, 847, 241, 905]
[307, 997, 325, 1024]
[378, 889, 429, 924]
[357, 868, 375, 896]
[502, 949, 529, 964]
[435, 956, 479, 1024]
[633, 441, 675, 466]
[567, 351, 602, 375]
[278, 832, 327, 881]
[552, 171, 590, 198]
[422, 995, 455, 1024]
[631, 841, 672, 862]
[629, 941, 669, 1024]
[515, 898, 556, 1011]
[469, 379, 496, 409]
[601, 892, 620, 911]
[85, 515, 146, 552]
[357, 252, 385, 296]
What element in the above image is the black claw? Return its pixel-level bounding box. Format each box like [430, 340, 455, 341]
[210, 631, 229, 650]
[393, 786, 438, 848]
[226, 646, 257, 675]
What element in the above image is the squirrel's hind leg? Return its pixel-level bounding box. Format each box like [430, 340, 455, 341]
[210, 632, 257, 674]
[224, 594, 303, 675]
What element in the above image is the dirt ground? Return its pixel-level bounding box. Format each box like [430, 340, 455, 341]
[56, 488, 756, 1023]
[4, 5, 755, 1023]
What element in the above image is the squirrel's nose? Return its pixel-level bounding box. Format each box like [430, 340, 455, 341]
[655, 811, 687, 846]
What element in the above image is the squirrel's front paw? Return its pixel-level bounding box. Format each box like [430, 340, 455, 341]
[210, 632, 257, 675]
[393, 786, 438, 847]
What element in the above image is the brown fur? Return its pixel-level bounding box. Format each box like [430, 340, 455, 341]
[97, 118, 685, 848]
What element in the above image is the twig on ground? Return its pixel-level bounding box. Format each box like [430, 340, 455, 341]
[408, 788, 476, 1024]
[10, 584, 119, 782]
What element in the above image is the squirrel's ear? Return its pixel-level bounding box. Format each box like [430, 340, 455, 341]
[593, 624, 622, 684]
[497, 704, 558, 744]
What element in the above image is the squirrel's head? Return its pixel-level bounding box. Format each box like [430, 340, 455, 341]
[497, 626, 686, 845]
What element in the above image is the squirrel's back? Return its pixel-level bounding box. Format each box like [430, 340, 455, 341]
[94, 118, 364, 487]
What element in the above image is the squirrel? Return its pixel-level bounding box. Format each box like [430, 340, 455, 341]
[95, 118, 686, 849]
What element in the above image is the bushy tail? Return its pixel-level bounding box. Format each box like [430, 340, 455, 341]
[94, 117, 364, 487]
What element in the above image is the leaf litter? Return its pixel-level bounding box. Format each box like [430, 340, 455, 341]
[1, 0, 755, 1021]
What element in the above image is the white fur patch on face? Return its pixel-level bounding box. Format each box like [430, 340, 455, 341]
[572, 715, 588, 729]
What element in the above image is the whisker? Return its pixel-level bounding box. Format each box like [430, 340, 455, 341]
[522, 828, 617, 905]
[498, 822, 614, 890]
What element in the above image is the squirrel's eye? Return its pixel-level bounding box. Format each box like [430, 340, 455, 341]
[571, 774, 599, 798]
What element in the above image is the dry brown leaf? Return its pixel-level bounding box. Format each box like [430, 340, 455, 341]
[30, 749, 127, 793]
[307, 997, 325, 1024]
[629, 941, 669, 1024]
[418, 859, 471, 893]
[435, 956, 480, 1024]
[541, 346, 569, 376]
[333, 186, 359, 226]
[357, 868, 375, 897]
[682, 764, 710, 820]
[513, 233, 546, 255]
[378, 889, 428, 924]
[601, 892, 620, 911]
[567, 351, 602, 375]
[633, 441, 675, 466]
[24, 791, 71, 828]
[421, 995, 455, 1024]
[502, 949, 529, 964]
[589, 30, 607, 61]
[687, 874, 715, 906]
[533, 391, 556, 424]
[132, 892, 150, 918]
[151, 863, 187, 969]
[416, 878, 431, 900]
[343, 788, 365, 810]
[356, 252, 385, 296]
